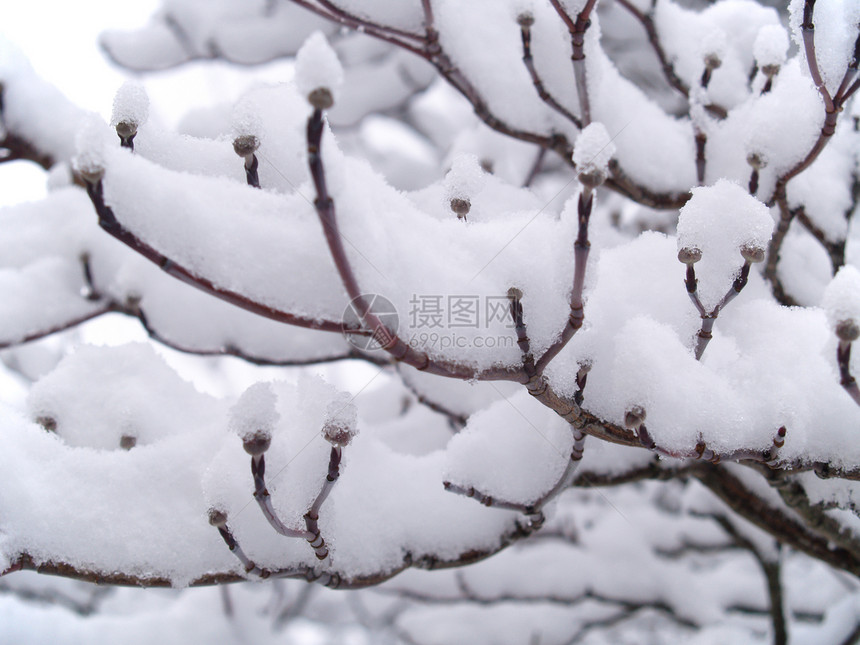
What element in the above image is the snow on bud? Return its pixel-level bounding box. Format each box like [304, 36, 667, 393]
[822, 265, 860, 340]
[754, 24, 788, 73]
[677, 179, 773, 261]
[446, 154, 485, 199]
[677, 247, 702, 265]
[208, 507, 228, 528]
[229, 382, 279, 456]
[512, 0, 535, 26]
[72, 114, 111, 183]
[572, 123, 615, 187]
[295, 31, 344, 108]
[111, 81, 149, 138]
[624, 405, 646, 429]
[322, 393, 357, 447]
[676, 180, 774, 310]
[746, 152, 767, 170]
[231, 97, 262, 157]
[445, 154, 485, 219]
[700, 29, 727, 70]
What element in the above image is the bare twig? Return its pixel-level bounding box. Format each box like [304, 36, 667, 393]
[519, 14, 583, 129]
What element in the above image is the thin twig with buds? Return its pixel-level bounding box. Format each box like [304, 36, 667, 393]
[304, 88, 519, 382]
[765, 3, 860, 300]
[534, 179, 596, 374]
[208, 508, 270, 577]
[834, 320, 860, 408]
[679, 245, 761, 360]
[548, 0, 597, 126]
[303, 445, 343, 560]
[518, 12, 582, 129]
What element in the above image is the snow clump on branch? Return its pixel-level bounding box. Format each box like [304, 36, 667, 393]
[295, 31, 344, 109]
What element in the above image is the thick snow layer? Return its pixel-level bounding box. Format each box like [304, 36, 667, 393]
[444, 391, 574, 505]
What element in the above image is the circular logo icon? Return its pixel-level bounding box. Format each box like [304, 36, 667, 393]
[342, 293, 399, 351]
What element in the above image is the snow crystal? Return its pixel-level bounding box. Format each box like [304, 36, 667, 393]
[572, 122, 615, 176]
[228, 382, 279, 442]
[753, 24, 788, 68]
[822, 265, 860, 332]
[294, 31, 344, 104]
[110, 81, 149, 128]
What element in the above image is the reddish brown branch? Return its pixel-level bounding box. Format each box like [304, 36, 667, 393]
[694, 463, 860, 578]
[519, 16, 583, 129]
[305, 104, 521, 382]
[83, 177, 352, 334]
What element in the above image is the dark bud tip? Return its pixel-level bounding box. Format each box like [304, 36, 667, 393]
[323, 421, 354, 447]
[36, 416, 57, 432]
[740, 244, 765, 264]
[578, 169, 606, 189]
[125, 293, 142, 315]
[450, 197, 471, 218]
[746, 152, 767, 170]
[761, 64, 780, 78]
[517, 12, 535, 28]
[704, 53, 722, 70]
[208, 508, 228, 527]
[77, 166, 105, 185]
[836, 319, 860, 342]
[115, 120, 138, 139]
[232, 134, 260, 158]
[624, 405, 646, 429]
[242, 430, 271, 456]
[308, 87, 334, 110]
[120, 434, 137, 450]
[507, 286, 523, 301]
[677, 247, 703, 265]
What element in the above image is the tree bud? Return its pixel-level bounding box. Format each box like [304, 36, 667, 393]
[517, 12, 535, 28]
[761, 64, 780, 78]
[450, 197, 471, 219]
[308, 87, 334, 110]
[242, 430, 271, 456]
[578, 168, 607, 189]
[836, 319, 860, 342]
[208, 508, 228, 527]
[746, 152, 767, 170]
[322, 420, 355, 447]
[115, 120, 138, 140]
[740, 244, 765, 264]
[624, 405, 646, 429]
[677, 247, 702, 265]
[232, 135, 260, 158]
